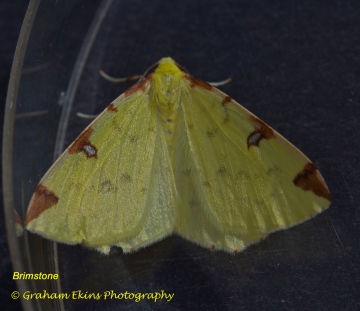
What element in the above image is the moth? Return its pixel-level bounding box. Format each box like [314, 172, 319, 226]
[26, 57, 331, 254]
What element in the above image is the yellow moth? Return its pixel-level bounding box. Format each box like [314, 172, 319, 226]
[25, 57, 331, 255]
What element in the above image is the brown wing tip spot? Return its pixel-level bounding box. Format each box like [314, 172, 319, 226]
[107, 103, 118, 112]
[247, 115, 275, 149]
[69, 127, 98, 158]
[293, 163, 331, 202]
[184, 75, 212, 90]
[124, 78, 150, 97]
[25, 184, 59, 225]
[211, 245, 216, 251]
[221, 96, 232, 106]
[129, 248, 135, 254]
[233, 249, 239, 254]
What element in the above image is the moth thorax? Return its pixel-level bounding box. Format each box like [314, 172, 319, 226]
[152, 69, 183, 107]
[151, 70, 183, 147]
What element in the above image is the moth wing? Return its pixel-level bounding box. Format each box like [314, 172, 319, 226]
[173, 77, 331, 253]
[26, 82, 176, 254]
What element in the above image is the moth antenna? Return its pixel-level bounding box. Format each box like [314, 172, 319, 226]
[207, 77, 232, 87]
[98, 69, 141, 83]
[76, 112, 98, 119]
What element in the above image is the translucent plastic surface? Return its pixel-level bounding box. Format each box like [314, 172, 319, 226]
[4, 1, 338, 310]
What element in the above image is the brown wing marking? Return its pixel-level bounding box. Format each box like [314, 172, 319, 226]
[25, 184, 59, 225]
[184, 75, 213, 90]
[124, 77, 150, 97]
[247, 116, 275, 148]
[107, 103, 118, 112]
[68, 127, 98, 158]
[293, 163, 331, 201]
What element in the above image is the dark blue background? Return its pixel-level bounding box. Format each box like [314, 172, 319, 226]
[1, 1, 359, 310]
